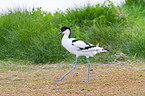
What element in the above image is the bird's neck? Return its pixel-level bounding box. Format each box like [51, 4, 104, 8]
[62, 34, 70, 47]
[62, 34, 70, 40]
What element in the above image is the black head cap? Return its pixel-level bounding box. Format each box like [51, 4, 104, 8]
[61, 26, 71, 32]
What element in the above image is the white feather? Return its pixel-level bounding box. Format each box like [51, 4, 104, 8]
[61, 29, 107, 58]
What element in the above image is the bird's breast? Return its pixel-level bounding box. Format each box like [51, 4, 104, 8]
[61, 38, 78, 54]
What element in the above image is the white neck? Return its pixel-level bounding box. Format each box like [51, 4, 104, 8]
[63, 29, 70, 37]
[62, 34, 69, 40]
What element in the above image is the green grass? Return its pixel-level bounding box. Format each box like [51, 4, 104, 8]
[0, 0, 145, 63]
[0, 60, 145, 95]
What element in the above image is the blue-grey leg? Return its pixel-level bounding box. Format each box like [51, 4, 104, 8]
[86, 57, 90, 82]
[55, 56, 78, 81]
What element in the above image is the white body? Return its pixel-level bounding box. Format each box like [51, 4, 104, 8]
[61, 29, 107, 58]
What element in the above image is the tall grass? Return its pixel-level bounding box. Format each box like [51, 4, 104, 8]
[121, 0, 145, 58]
[0, 0, 144, 63]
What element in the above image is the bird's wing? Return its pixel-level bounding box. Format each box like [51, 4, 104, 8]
[71, 39, 96, 50]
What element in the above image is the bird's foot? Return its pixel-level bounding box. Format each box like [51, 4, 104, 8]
[87, 79, 89, 82]
[55, 77, 64, 81]
[55, 79, 62, 81]
[80, 80, 89, 82]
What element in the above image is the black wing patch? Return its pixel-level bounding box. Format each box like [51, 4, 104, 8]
[72, 39, 91, 46]
[72, 39, 79, 43]
[72, 39, 96, 50]
[80, 46, 96, 50]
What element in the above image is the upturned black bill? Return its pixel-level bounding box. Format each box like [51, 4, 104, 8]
[49, 32, 62, 39]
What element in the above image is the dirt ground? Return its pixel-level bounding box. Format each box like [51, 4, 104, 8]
[0, 61, 145, 95]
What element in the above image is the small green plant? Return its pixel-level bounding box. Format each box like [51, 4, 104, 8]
[0, 0, 145, 63]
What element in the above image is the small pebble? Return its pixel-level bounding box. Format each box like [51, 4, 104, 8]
[80, 80, 85, 82]
[81, 88, 85, 90]
[42, 67, 46, 69]
[90, 69, 93, 71]
[75, 73, 78, 76]
[140, 75, 143, 77]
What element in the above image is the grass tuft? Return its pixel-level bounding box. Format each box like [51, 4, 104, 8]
[0, 0, 145, 63]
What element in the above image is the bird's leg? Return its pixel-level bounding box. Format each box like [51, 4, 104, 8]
[55, 56, 78, 81]
[86, 57, 90, 82]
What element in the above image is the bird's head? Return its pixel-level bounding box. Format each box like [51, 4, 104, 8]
[50, 26, 71, 39]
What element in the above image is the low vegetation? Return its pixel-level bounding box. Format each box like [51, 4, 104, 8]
[0, 0, 145, 63]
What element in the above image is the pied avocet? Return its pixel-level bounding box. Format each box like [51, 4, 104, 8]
[52, 26, 108, 82]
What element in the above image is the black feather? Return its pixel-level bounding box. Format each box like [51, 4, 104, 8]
[72, 39, 96, 50]
[72, 39, 79, 43]
[80, 46, 96, 50]
[61, 26, 71, 38]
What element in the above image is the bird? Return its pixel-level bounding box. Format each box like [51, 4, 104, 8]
[51, 26, 108, 82]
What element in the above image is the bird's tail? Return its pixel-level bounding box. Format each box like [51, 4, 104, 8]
[82, 43, 108, 53]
